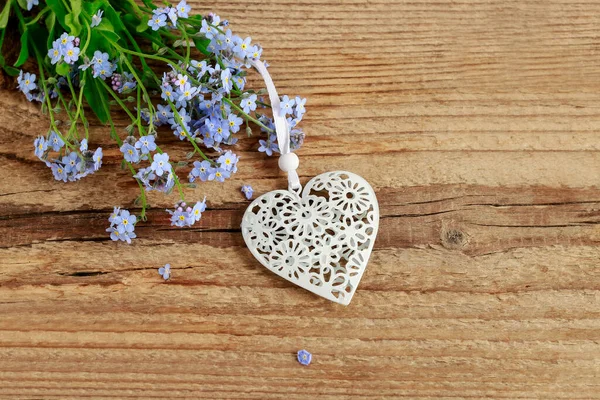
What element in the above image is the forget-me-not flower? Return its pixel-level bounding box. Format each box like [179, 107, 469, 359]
[189, 160, 213, 182]
[135, 135, 157, 154]
[63, 42, 80, 64]
[48, 131, 65, 151]
[34, 136, 48, 159]
[93, 148, 103, 170]
[240, 94, 257, 113]
[158, 264, 171, 280]
[151, 153, 171, 176]
[297, 350, 312, 366]
[176, 0, 191, 18]
[241, 184, 253, 200]
[26, 0, 39, 11]
[120, 143, 140, 163]
[91, 10, 103, 27]
[148, 12, 167, 30]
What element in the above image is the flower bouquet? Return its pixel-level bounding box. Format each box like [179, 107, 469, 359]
[0, 0, 306, 243]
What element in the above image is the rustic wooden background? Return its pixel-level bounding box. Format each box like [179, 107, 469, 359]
[1, 0, 600, 398]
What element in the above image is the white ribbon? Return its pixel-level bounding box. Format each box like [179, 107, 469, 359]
[250, 59, 301, 191]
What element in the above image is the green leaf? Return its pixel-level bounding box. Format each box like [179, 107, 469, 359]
[45, 13, 56, 49]
[56, 62, 70, 76]
[65, 12, 82, 36]
[46, 0, 69, 31]
[192, 37, 211, 56]
[16, 0, 27, 10]
[14, 30, 28, 67]
[136, 15, 149, 32]
[83, 71, 109, 124]
[0, 0, 11, 29]
[3, 65, 20, 76]
[98, 28, 120, 44]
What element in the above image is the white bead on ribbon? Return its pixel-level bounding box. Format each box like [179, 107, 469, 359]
[250, 59, 301, 192]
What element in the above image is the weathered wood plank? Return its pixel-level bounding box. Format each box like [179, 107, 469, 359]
[1, 0, 600, 398]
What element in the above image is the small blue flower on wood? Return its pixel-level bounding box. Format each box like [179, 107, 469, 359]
[297, 349, 312, 366]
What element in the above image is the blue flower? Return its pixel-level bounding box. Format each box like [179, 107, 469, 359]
[169, 208, 192, 227]
[233, 37, 252, 58]
[62, 152, 80, 173]
[34, 136, 48, 159]
[114, 209, 136, 233]
[294, 96, 307, 118]
[135, 135, 157, 154]
[79, 138, 88, 152]
[166, 200, 197, 227]
[176, 0, 191, 18]
[220, 68, 232, 93]
[227, 113, 243, 133]
[158, 264, 171, 280]
[166, 7, 178, 25]
[120, 143, 140, 163]
[50, 162, 67, 182]
[156, 104, 173, 125]
[211, 167, 231, 182]
[58, 33, 75, 49]
[280, 95, 295, 115]
[297, 350, 312, 366]
[240, 94, 257, 113]
[191, 197, 206, 221]
[17, 71, 37, 93]
[63, 42, 80, 64]
[258, 137, 279, 156]
[175, 73, 188, 89]
[108, 207, 121, 224]
[217, 150, 239, 172]
[92, 51, 108, 65]
[177, 82, 197, 102]
[241, 184, 253, 200]
[91, 10, 103, 28]
[150, 153, 172, 176]
[26, 0, 39, 11]
[161, 85, 175, 102]
[107, 208, 136, 243]
[106, 227, 136, 244]
[148, 12, 167, 31]
[48, 131, 65, 151]
[189, 160, 213, 182]
[48, 40, 63, 65]
[200, 20, 216, 39]
[93, 148, 103, 170]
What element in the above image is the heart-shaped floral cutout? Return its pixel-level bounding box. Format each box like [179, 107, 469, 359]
[241, 171, 379, 305]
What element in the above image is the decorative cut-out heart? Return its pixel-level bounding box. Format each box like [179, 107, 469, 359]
[241, 171, 379, 305]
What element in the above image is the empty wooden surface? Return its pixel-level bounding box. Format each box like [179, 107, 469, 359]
[1, 0, 600, 398]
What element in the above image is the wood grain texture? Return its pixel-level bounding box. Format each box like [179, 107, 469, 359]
[1, 0, 600, 398]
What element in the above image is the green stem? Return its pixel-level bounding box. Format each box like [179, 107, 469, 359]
[25, 6, 50, 26]
[166, 100, 211, 163]
[99, 79, 137, 121]
[81, 20, 92, 55]
[100, 97, 149, 220]
[224, 98, 274, 133]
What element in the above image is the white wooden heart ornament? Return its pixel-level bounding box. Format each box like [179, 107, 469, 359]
[242, 170, 379, 305]
[241, 60, 379, 305]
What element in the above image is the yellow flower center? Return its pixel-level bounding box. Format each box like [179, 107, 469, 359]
[224, 159, 231, 165]
[216, 172, 222, 177]
[25, 79, 30, 85]
[179, 215, 185, 221]
[123, 220, 128, 225]
[67, 50, 74, 56]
